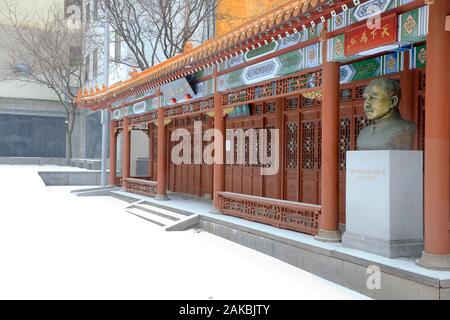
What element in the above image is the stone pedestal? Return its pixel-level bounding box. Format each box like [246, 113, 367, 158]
[342, 151, 423, 258]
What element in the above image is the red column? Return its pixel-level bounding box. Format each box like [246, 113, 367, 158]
[315, 38, 341, 242]
[400, 51, 419, 149]
[122, 117, 130, 180]
[109, 120, 117, 185]
[156, 107, 168, 200]
[417, 0, 450, 270]
[212, 91, 225, 212]
[399, 51, 415, 123]
[148, 123, 153, 180]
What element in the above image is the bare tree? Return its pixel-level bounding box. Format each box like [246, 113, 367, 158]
[96, 0, 220, 70]
[139, 0, 218, 61]
[0, 0, 83, 161]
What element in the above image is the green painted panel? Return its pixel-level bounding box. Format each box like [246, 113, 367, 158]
[245, 42, 277, 60]
[227, 69, 244, 89]
[415, 44, 426, 69]
[351, 58, 381, 81]
[277, 50, 302, 76]
[400, 8, 421, 42]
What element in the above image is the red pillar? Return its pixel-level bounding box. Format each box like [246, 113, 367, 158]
[399, 51, 416, 123]
[148, 123, 153, 180]
[109, 120, 117, 185]
[315, 38, 341, 242]
[156, 107, 168, 200]
[212, 91, 225, 212]
[417, 0, 450, 270]
[400, 51, 419, 149]
[122, 117, 130, 180]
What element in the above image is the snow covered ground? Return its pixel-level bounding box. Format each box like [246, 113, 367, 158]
[0, 165, 369, 300]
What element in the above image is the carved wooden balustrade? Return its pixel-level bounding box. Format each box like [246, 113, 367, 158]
[222, 68, 322, 107]
[218, 192, 321, 235]
[123, 178, 157, 197]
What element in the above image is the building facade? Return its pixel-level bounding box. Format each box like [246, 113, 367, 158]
[76, 0, 450, 270]
[0, 0, 92, 163]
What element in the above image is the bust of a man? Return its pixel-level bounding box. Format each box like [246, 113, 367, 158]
[357, 78, 416, 150]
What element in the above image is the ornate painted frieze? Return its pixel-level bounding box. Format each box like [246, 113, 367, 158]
[218, 42, 322, 92]
[410, 44, 426, 69]
[111, 94, 158, 120]
[217, 24, 321, 73]
[339, 51, 403, 84]
[399, 6, 428, 43]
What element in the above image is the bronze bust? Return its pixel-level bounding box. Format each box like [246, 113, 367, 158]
[357, 78, 416, 150]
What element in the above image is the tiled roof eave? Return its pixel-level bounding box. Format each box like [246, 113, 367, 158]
[77, 0, 337, 107]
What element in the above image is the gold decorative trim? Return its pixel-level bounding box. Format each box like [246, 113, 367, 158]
[302, 89, 323, 101]
[222, 106, 235, 116]
[206, 110, 215, 117]
[164, 119, 172, 126]
[319, 28, 327, 42]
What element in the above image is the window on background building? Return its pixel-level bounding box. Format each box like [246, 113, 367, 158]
[93, 0, 98, 21]
[93, 49, 98, 78]
[85, 3, 90, 25]
[85, 55, 90, 81]
[69, 46, 82, 67]
[115, 32, 121, 62]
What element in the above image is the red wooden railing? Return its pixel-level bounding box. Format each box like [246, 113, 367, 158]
[123, 178, 157, 197]
[218, 192, 321, 235]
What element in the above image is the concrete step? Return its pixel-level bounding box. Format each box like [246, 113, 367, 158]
[124, 200, 199, 231]
[110, 190, 142, 203]
[125, 206, 174, 227]
[135, 201, 187, 221]
[72, 186, 121, 197]
[71, 186, 115, 194]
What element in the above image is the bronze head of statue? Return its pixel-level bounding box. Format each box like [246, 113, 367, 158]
[357, 77, 416, 150]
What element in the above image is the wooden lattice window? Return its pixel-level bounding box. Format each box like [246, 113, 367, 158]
[339, 118, 351, 170]
[355, 85, 367, 99]
[354, 115, 368, 143]
[262, 125, 275, 168]
[340, 88, 353, 102]
[285, 97, 299, 111]
[285, 122, 298, 169]
[252, 104, 263, 115]
[265, 102, 276, 113]
[251, 128, 261, 167]
[419, 72, 426, 90]
[301, 96, 319, 107]
[317, 120, 322, 170]
[302, 121, 315, 169]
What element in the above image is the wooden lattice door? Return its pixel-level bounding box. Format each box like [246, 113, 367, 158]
[167, 115, 213, 198]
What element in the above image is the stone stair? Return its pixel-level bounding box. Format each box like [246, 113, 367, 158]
[71, 185, 120, 197]
[124, 200, 199, 231]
